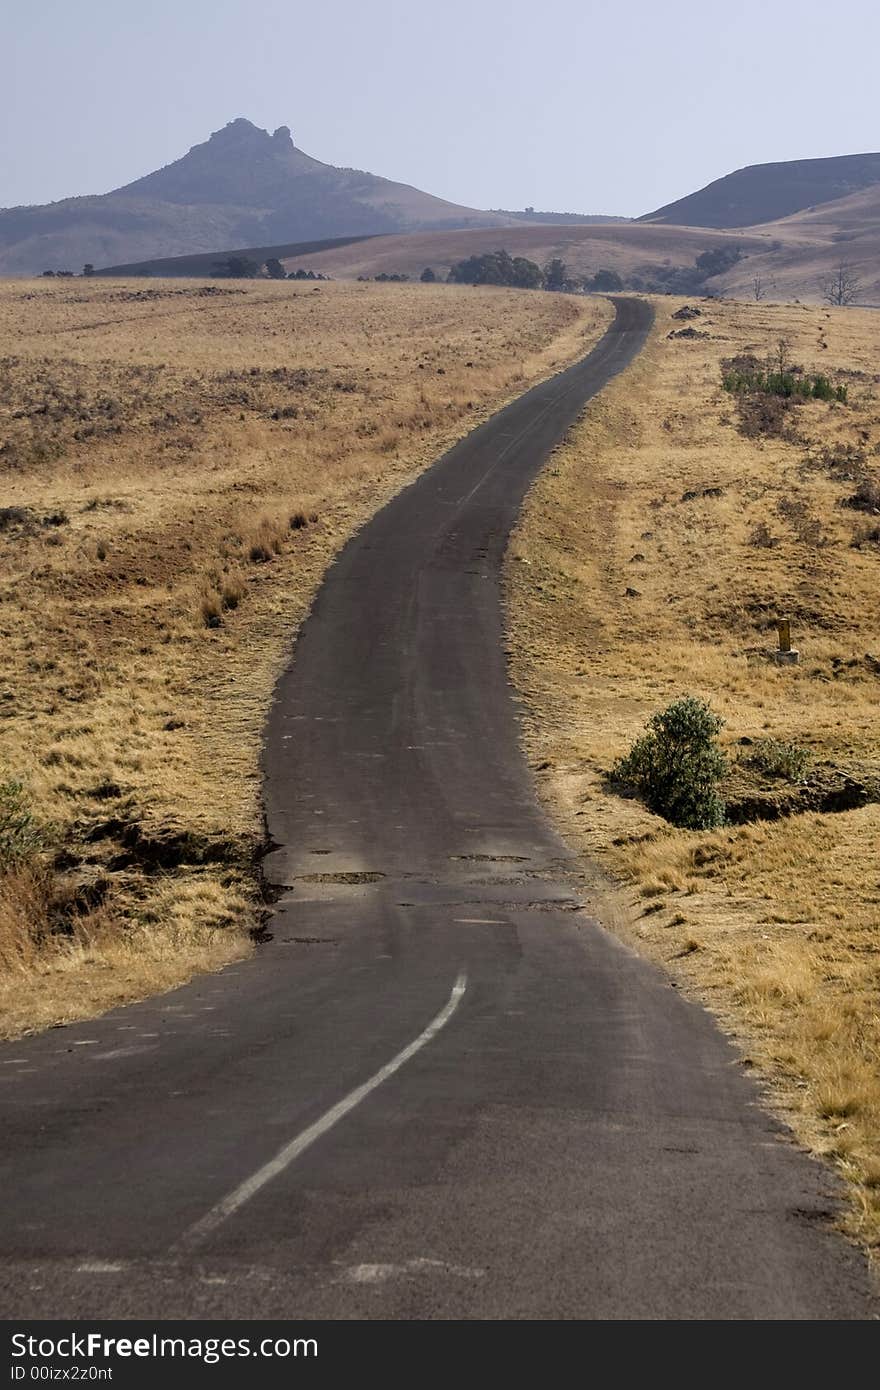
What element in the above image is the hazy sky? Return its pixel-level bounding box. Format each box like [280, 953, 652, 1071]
[5, 0, 879, 216]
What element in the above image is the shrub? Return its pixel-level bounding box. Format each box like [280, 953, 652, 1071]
[734, 392, 797, 440]
[246, 517, 285, 563]
[808, 443, 866, 481]
[612, 697, 727, 829]
[448, 250, 544, 290]
[543, 258, 567, 291]
[842, 477, 880, 513]
[220, 572, 246, 611]
[695, 245, 743, 278]
[723, 367, 847, 403]
[199, 589, 223, 628]
[740, 738, 812, 782]
[850, 521, 880, 549]
[587, 268, 624, 292]
[211, 256, 260, 279]
[722, 346, 848, 406]
[420, 267, 436, 283]
[0, 779, 43, 868]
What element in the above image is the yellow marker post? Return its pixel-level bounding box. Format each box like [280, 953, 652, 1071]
[774, 618, 799, 665]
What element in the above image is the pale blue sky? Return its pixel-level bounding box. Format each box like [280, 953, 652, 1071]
[5, 0, 879, 215]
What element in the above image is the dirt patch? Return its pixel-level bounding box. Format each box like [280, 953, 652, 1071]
[723, 762, 880, 823]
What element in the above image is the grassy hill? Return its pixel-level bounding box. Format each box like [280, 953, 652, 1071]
[94, 193, 880, 305]
[641, 152, 880, 228]
[712, 184, 880, 304]
[94, 234, 380, 279]
[278, 221, 765, 280]
[282, 193, 880, 305]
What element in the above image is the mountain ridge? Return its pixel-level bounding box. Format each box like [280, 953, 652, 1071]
[0, 118, 515, 275]
[640, 151, 880, 228]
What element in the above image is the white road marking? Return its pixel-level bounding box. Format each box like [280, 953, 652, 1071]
[92, 1045, 156, 1061]
[174, 969, 467, 1253]
[76, 1261, 126, 1274]
[344, 1256, 485, 1284]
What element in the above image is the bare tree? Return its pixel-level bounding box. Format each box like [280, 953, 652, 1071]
[819, 261, 861, 306]
[752, 274, 766, 301]
[774, 336, 791, 374]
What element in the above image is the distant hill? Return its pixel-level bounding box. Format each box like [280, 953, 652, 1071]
[277, 222, 766, 284]
[279, 189, 880, 304]
[95, 235, 379, 279]
[713, 183, 880, 304]
[0, 118, 516, 276]
[14, 128, 879, 303]
[492, 210, 631, 225]
[640, 152, 880, 228]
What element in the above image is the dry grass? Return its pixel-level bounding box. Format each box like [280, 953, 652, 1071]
[719, 184, 880, 305]
[506, 295, 880, 1250]
[282, 194, 880, 306]
[282, 222, 767, 284]
[0, 275, 611, 1036]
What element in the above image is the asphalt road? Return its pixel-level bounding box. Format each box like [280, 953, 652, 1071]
[0, 298, 875, 1320]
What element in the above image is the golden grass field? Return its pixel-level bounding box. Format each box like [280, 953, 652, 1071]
[719, 185, 880, 305]
[282, 222, 766, 285]
[506, 295, 880, 1250]
[279, 182, 880, 306]
[0, 275, 610, 1037]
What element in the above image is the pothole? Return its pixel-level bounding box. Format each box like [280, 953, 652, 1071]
[280, 936, 338, 946]
[449, 853, 529, 863]
[291, 871, 386, 885]
[396, 897, 582, 913]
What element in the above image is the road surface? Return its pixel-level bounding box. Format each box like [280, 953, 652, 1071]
[0, 298, 874, 1319]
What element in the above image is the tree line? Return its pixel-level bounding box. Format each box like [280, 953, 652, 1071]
[41, 248, 866, 308]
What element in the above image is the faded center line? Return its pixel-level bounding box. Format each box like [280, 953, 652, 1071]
[172, 968, 468, 1253]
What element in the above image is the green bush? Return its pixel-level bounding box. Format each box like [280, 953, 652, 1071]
[695, 245, 743, 278]
[0, 779, 43, 867]
[740, 738, 811, 782]
[722, 367, 847, 403]
[543, 257, 568, 291]
[211, 256, 260, 279]
[587, 268, 624, 292]
[613, 697, 727, 829]
[448, 250, 544, 290]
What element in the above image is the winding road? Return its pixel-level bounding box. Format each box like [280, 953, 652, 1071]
[0, 298, 875, 1319]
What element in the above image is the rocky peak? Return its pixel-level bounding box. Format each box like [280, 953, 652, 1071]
[205, 118, 275, 151]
